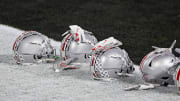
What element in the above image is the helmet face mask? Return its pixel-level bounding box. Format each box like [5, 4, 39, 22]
[13, 31, 55, 64]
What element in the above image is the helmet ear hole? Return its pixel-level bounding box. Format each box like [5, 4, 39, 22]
[34, 55, 42, 59]
[51, 51, 54, 54]
[161, 76, 169, 80]
[37, 55, 42, 59]
[127, 69, 129, 73]
[171, 59, 174, 62]
[33, 55, 37, 59]
[149, 61, 152, 67]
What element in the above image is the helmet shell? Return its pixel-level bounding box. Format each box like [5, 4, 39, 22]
[90, 47, 134, 78]
[140, 50, 176, 85]
[13, 31, 54, 64]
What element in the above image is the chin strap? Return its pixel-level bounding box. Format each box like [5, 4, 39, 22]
[54, 57, 80, 72]
[124, 83, 158, 91]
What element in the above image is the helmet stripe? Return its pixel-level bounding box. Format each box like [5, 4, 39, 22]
[177, 68, 180, 81]
[62, 34, 72, 51]
[75, 33, 79, 42]
[12, 35, 22, 50]
[140, 52, 152, 70]
[91, 55, 96, 66]
[12, 31, 32, 50]
[91, 54, 97, 78]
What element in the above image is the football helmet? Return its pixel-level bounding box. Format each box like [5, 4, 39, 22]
[61, 25, 97, 63]
[90, 37, 134, 79]
[140, 40, 179, 86]
[13, 31, 55, 64]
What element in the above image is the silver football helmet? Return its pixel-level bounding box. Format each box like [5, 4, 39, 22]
[140, 40, 179, 86]
[90, 37, 134, 79]
[13, 31, 55, 64]
[61, 25, 97, 63]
